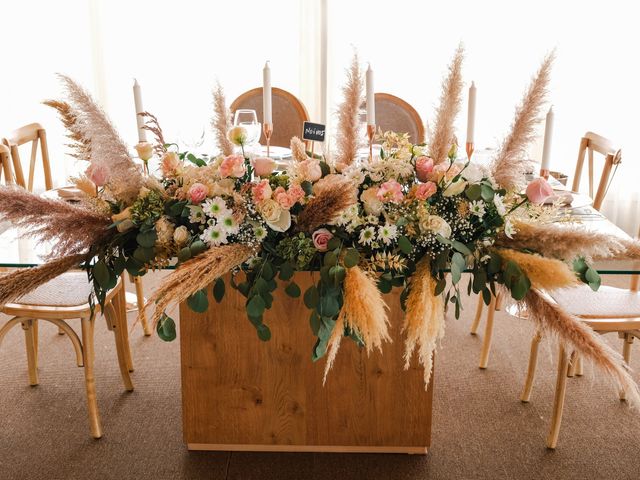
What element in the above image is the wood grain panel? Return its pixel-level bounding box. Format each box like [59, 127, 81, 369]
[180, 272, 432, 453]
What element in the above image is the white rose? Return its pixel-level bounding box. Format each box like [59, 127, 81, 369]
[259, 199, 282, 223]
[443, 179, 468, 197]
[420, 215, 452, 239]
[493, 194, 507, 216]
[360, 187, 384, 216]
[155, 217, 175, 245]
[462, 163, 484, 184]
[173, 225, 190, 245]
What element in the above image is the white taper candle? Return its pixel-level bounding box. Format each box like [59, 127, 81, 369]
[466, 81, 476, 144]
[541, 106, 554, 171]
[366, 63, 375, 126]
[133, 79, 147, 143]
[263, 61, 272, 125]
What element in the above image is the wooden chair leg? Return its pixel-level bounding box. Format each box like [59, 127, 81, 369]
[104, 301, 134, 392]
[114, 284, 134, 373]
[80, 316, 102, 439]
[470, 296, 483, 335]
[620, 334, 633, 401]
[57, 326, 65, 335]
[575, 356, 583, 377]
[479, 294, 498, 369]
[132, 276, 151, 336]
[21, 319, 39, 386]
[546, 344, 570, 449]
[567, 351, 577, 378]
[521, 329, 543, 402]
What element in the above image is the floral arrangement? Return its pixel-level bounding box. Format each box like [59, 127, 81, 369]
[1, 47, 640, 403]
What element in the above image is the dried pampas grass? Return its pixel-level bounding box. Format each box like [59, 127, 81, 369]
[0, 253, 88, 306]
[495, 248, 577, 290]
[324, 266, 390, 382]
[295, 176, 357, 233]
[491, 52, 555, 190]
[42, 99, 90, 160]
[142, 244, 254, 326]
[139, 111, 167, 156]
[335, 54, 363, 168]
[290, 136, 309, 162]
[428, 44, 464, 165]
[523, 288, 640, 407]
[403, 258, 444, 388]
[212, 82, 235, 157]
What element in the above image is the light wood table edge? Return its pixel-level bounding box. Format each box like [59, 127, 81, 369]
[187, 443, 428, 455]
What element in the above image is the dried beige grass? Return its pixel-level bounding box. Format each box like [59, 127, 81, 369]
[139, 111, 167, 156]
[403, 258, 444, 388]
[212, 82, 235, 156]
[42, 99, 91, 160]
[295, 176, 357, 233]
[495, 248, 577, 290]
[491, 52, 555, 190]
[324, 266, 390, 383]
[142, 244, 254, 326]
[428, 44, 465, 165]
[290, 136, 309, 162]
[523, 288, 640, 407]
[0, 253, 88, 306]
[335, 54, 363, 167]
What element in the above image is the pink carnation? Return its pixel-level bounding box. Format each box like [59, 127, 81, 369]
[414, 181, 437, 200]
[274, 186, 295, 209]
[312, 228, 333, 252]
[376, 179, 404, 203]
[251, 179, 272, 204]
[219, 154, 246, 178]
[288, 184, 305, 203]
[85, 163, 108, 187]
[526, 177, 554, 204]
[415, 156, 434, 182]
[187, 182, 208, 204]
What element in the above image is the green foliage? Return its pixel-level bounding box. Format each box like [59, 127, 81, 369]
[213, 278, 225, 303]
[130, 189, 165, 225]
[573, 257, 601, 291]
[187, 289, 209, 313]
[275, 232, 317, 269]
[156, 313, 177, 342]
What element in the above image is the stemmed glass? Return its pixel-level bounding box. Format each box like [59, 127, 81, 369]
[233, 109, 261, 147]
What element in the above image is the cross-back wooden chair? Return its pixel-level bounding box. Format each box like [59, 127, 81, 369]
[470, 132, 622, 370]
[230, 87, 309, 148]
[0, 143, 14, 185]
[362, 93, 425, 144]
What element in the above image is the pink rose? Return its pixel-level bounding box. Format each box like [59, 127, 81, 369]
[415, 156, 434, 182]
[161, 152, 180, 176]
[376, 179, 404, 203]
[526, 177, 554, 204]
[298, 159, 322, 182]
[414, 181, 437, 200]
[312, 228, 333, 252]
[273, 186, 295, 209]
[251, 156, 276, 177]
[219, 154, 246, 178]
[188, 182, 208, 204]
[251, 179, 273, 204]
[85, 163, 108, 187]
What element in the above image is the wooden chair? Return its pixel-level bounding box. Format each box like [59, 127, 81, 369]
[230, 87, 309, 147]
[0, 275, 134, 438]
[0, 144, 14, 185]
[470, 132, 621, 369]
[371, 93, 425, 144]
[3, 123, 151, 336]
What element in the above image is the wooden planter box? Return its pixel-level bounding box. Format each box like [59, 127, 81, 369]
[180, 272, 433, 454]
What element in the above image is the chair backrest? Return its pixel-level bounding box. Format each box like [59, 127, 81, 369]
[0, 143, 14, 185]
[2, 122, 53, 192]
[230, 87, 309, 148]
[571, 131, 621, 211]
[372, 93, 425, 144]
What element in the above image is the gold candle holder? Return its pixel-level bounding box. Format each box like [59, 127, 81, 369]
[465, 141, 474, 161]
[539, 168, 550, 180]
[263, 123, 273, 158]
[367, 124, 376, 161]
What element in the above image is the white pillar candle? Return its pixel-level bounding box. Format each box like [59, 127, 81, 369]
[263, 61, 272, 125]
[466, 81, 476, 144]
[541, 106, 554, 171]
[366, 63, 375, 126]
[133, 79, 147, 143]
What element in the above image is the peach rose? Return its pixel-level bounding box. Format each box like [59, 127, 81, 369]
[360, 187, 383, 216]
[134, 141, 153, 161]
[219, 154, 246, 178]
[298, 159, 322, 182]
[414, 181, 437, 200]
[161, 152, 181, 176]
[415, 156, 434, 182]
[251, 179, 272, 204]
[227, 126, 248, 146]
[85, 163, 108, 187]
[188, 182, 208, 204]
[526, 177, 553, 204]
[312, 228, 333, 252]
[252, 156, 276, 177]
[376, 179, 404, 203]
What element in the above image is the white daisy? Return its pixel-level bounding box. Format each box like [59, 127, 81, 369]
[493, 194, 507, 216]
[365, 214, 380, 225]
[469, 200, 486, 218]
[252, 223, 267, 241]
[201, 223, 228, 246]
[219, 213, 240, 234]
[188, 206, 206, 224]
[377, 224, 398, 245]
[359, 226, 376, 246]
[504, 218, 517, 239]
[202, 197, 230, 219]
[245, 256, 262, 269]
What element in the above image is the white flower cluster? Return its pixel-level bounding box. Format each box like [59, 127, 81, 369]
[358, 223, 398, 247]
[200, 196, 239, 246]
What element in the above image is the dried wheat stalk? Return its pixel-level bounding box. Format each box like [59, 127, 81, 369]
[295, 177, 357, 233]
[42, 99, 91, 160]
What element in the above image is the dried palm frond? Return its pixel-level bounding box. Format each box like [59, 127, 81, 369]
[0, 186, 112, 259]
[495, 248, 577, 290]
[491, 52, 555, 190]
[335, 53, 363, 167]
[42, 99, 91, 160]
[428, 44, 465, 165]
[295, 177, 357, 233]
[324, 266, 390, 383]
[403, 258, 444, 388]
[523, 288, 640, 407]
[290, 136, 309, 162]
[57, 74, 143, 204]
[0, 253, 88, 306]
[139, 111, 167, 156]
[142, 244, 255, 326]
[211, 82, 235, 156]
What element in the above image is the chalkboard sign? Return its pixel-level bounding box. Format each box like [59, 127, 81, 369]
[302, 121, 326, 142]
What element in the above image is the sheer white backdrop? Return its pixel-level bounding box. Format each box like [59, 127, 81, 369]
[1, 0, 638, 232]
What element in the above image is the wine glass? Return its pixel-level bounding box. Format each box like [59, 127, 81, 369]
[233, 109, 261, 146]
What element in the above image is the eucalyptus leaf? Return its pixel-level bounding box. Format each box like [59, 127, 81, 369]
[279, 262, 294, 281]
[343, 248, 360, 268]
[304, 285, 320, 309]
[156, 314, 177, 342]
[93, 261, 111, 289]
[187, 289, 209, 313]
[136, 229, 157, 248]
[465, 184, 482, 201]
[285, 282, 301, 298]
[246, 294, 266, 317]
[213, 278, 225, 303]
[318, 295, 339, 318]
[398, 236, 412, 254]
[256, 324, 271, 341]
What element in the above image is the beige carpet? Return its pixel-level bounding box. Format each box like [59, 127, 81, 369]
[1, 272, 639, 480]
